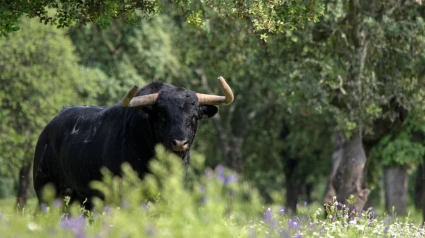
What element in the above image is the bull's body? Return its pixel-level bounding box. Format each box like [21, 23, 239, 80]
[33, 79, 232, 208]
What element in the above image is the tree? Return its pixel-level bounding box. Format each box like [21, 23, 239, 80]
[172, 10, 287, 172]
[165, 5, 339, 207]
[67, 6, 291, 175]
[0, 18, 107, 210]
[281, 115, 334, 213]
[370, 115, 425, 215]
[282, 0, 425, 212]
[67, 13, 182, 105]
[1, 0, 323, 36]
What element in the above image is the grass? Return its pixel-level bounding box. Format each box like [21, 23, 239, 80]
[0, 197, 38, 214]
[0, 147, 424, 237]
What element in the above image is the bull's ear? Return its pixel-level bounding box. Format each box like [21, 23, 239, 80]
[198, 105, 218, 119]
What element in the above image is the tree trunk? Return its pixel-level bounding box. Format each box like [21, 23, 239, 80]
[331, 0, 370, 212]
[384, 166, 408, 215]
[416, 158, 425, 224]
[283, 157, 301, 214]
[414, 163, 423, 210]
[222, 137, 244, 172]
[333, 133, 370, 213]
[213, 117, 244, 173]
[285, 181, 301, 214]
[305, 183, 313, 204]
[324, 131, 345, 204]
[16, 164, 31, 211]
[196, 67, 245, 172]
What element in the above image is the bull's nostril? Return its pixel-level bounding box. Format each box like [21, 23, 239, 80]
[171, 139, 178, 146]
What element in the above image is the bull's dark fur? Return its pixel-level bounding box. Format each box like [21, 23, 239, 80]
[33, 82, 218, 209]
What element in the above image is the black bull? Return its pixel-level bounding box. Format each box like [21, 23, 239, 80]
[33, 77, 233, 209]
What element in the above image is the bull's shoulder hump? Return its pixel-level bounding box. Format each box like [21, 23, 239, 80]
[59, 106, 105, 116]
[137, 82, 176, 95]
[50, 106, 105, 125]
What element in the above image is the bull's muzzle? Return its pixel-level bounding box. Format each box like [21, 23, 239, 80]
[171, 139, 189, 152]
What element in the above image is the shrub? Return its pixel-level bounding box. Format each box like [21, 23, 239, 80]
[0, 146, 424, 237]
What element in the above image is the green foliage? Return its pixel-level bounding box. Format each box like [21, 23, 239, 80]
[0, 150, 424, 237]
[68, 14, 182, 104]
[323, 196, 424, 237]
[2, 0, 425, 221]
[0, 18, 108, 178]
[279, 115, 334, 189]
[379, 136, 425, 167]
[184, 0, 324, 34]
[279, 0, 425, 134]
[0, 177, 14, 198]
[89, 146, 263, 220]
[0, 0, 160, 36]
[371, 115, 425, 167]
[1, 0, 324, 37]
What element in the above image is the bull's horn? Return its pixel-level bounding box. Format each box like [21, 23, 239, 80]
[122, 85, 158, 107]
[196, 76, 234, 106]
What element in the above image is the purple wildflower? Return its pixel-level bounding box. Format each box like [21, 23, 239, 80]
[224, 173, 238, 185]
[40, 203, 48, 213]
[384, 226, 389, 233]
[215, 165, 238, 185]
[216, 165, 226, 180]
[263, 208, 272, 221]
[303, 201, 307, 206]
[280, 230, 290, 237]
[104, 206, 112, 213]
[288, 219, 300, 229]
[294, 234, 303, 238]
[54, 199, 63, 208]
[60, 216, 86, 238]
[279, 206, 286, 215]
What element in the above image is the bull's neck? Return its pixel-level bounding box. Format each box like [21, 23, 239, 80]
[122, 107, 158, 162]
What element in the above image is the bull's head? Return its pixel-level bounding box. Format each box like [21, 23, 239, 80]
[121, 76, 234, 160]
